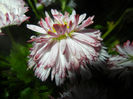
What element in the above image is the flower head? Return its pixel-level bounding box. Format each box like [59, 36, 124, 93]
[27, 9, 102, 85]
[37, 0, 55, 7]
[0, 0, 29, 34]
[109, 40, 133, 69]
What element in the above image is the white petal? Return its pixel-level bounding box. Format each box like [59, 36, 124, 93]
[116, 45, 127, 56]
[78, 13, 86, 24]
[41, 68, 51, 81]
[77, 40, 97, 61]
[73, 32, 100, 47]
[70, 10, 76, 23]
[27, 24, 46, 34]
[60, 39, 67, 54]
[121, 61, 133, 67]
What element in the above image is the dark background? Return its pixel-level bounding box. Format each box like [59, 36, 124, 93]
[75, 0, 133, 41]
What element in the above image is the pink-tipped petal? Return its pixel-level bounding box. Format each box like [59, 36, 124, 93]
[48, 31, 57, 37]
[76, 16, 94, 31]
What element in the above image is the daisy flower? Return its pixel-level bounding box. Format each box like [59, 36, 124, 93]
[36, 0, 55, 7]
[109, 40, 133, 69]
[0, 0, 29, 34]
[27, 9, 102, 85]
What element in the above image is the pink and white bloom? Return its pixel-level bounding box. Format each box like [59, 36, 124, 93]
[109, 40, 133, 69]
[27, 9, 102, 85]
[0, 0, 29, 34]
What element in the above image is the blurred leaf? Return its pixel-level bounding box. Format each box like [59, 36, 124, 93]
[106, 40, 120, 55]
[20, 86, 51, 99]
[0, 56, 9, 68]
[94, 25, 104, 29]
[60, 0, 74, 13]
[0, 42, 53, 98]
[20, 87, 40, 99]
[65, 6, 73, 13]
[7, 43, 33, 83]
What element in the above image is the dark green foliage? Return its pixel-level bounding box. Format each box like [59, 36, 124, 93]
[0, 43, 52, 99]
[8, 43, 32, 83]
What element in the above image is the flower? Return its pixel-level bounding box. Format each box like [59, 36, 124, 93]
[27, 9, 102, 85]
[0, 0, 29, 34]
[68, 0, 76, 8]
[109, 40, 133, 69]
[36, 0, 55, 7]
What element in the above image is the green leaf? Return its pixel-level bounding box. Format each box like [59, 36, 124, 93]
[94, 25, 104, 29]
[20, 86, 51, 99]
[20, 87, 40, 99]
[7, 43, 33, 83]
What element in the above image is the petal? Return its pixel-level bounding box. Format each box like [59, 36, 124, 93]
[65, 39, 81, 69]
[53, 24, 67, 35]
[60, 24, 67, 35]
[73, 32, 101, 47]
[41, 68, 51, 81]
[39, 18, 49, 31]
[27, 24, 46, 34]
[70, 10, 76, 23]
[45, 17, 53, 30]
[53, 24, 61, 34]
[77, 40, 98, 61]
[48, 31, 57, 37]
[60, 39, 67, 54]
[73, 14, 79, 29]
[116, 45, 127, 56]
[51, 9, 63, 24]
[33, 42, 50, 60]
[35, 67, 51, 81]
[78, 13, 86, 24]
[38, 41, 58, 67]
[120, 60, 133, 67]
[76, 16, 94, 31]
[123, 40, 133, 55]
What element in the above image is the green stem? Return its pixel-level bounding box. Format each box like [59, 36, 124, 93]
[28, 0, 40, 19]
[6, 27, 15, 44]
[102, 8, 133, 39]
[34, 0, 38, 4]
[61, 0, 66, 12]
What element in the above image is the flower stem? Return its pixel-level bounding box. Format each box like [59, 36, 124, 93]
[61, 0, 66, 12]
[6, 27, 15, 44]
[28, 0, 40, 19]
[102, 8, 133, 39]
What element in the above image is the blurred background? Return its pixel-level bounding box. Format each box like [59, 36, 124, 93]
[0, 0, 133, 98]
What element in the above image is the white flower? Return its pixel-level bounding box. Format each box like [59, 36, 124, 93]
[68, 0, 76, 8]
[0, 0, 29, 34]
[27, 9, 102, 85]
[37, 0, 55, 7]
[109, 40, 133, 69]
